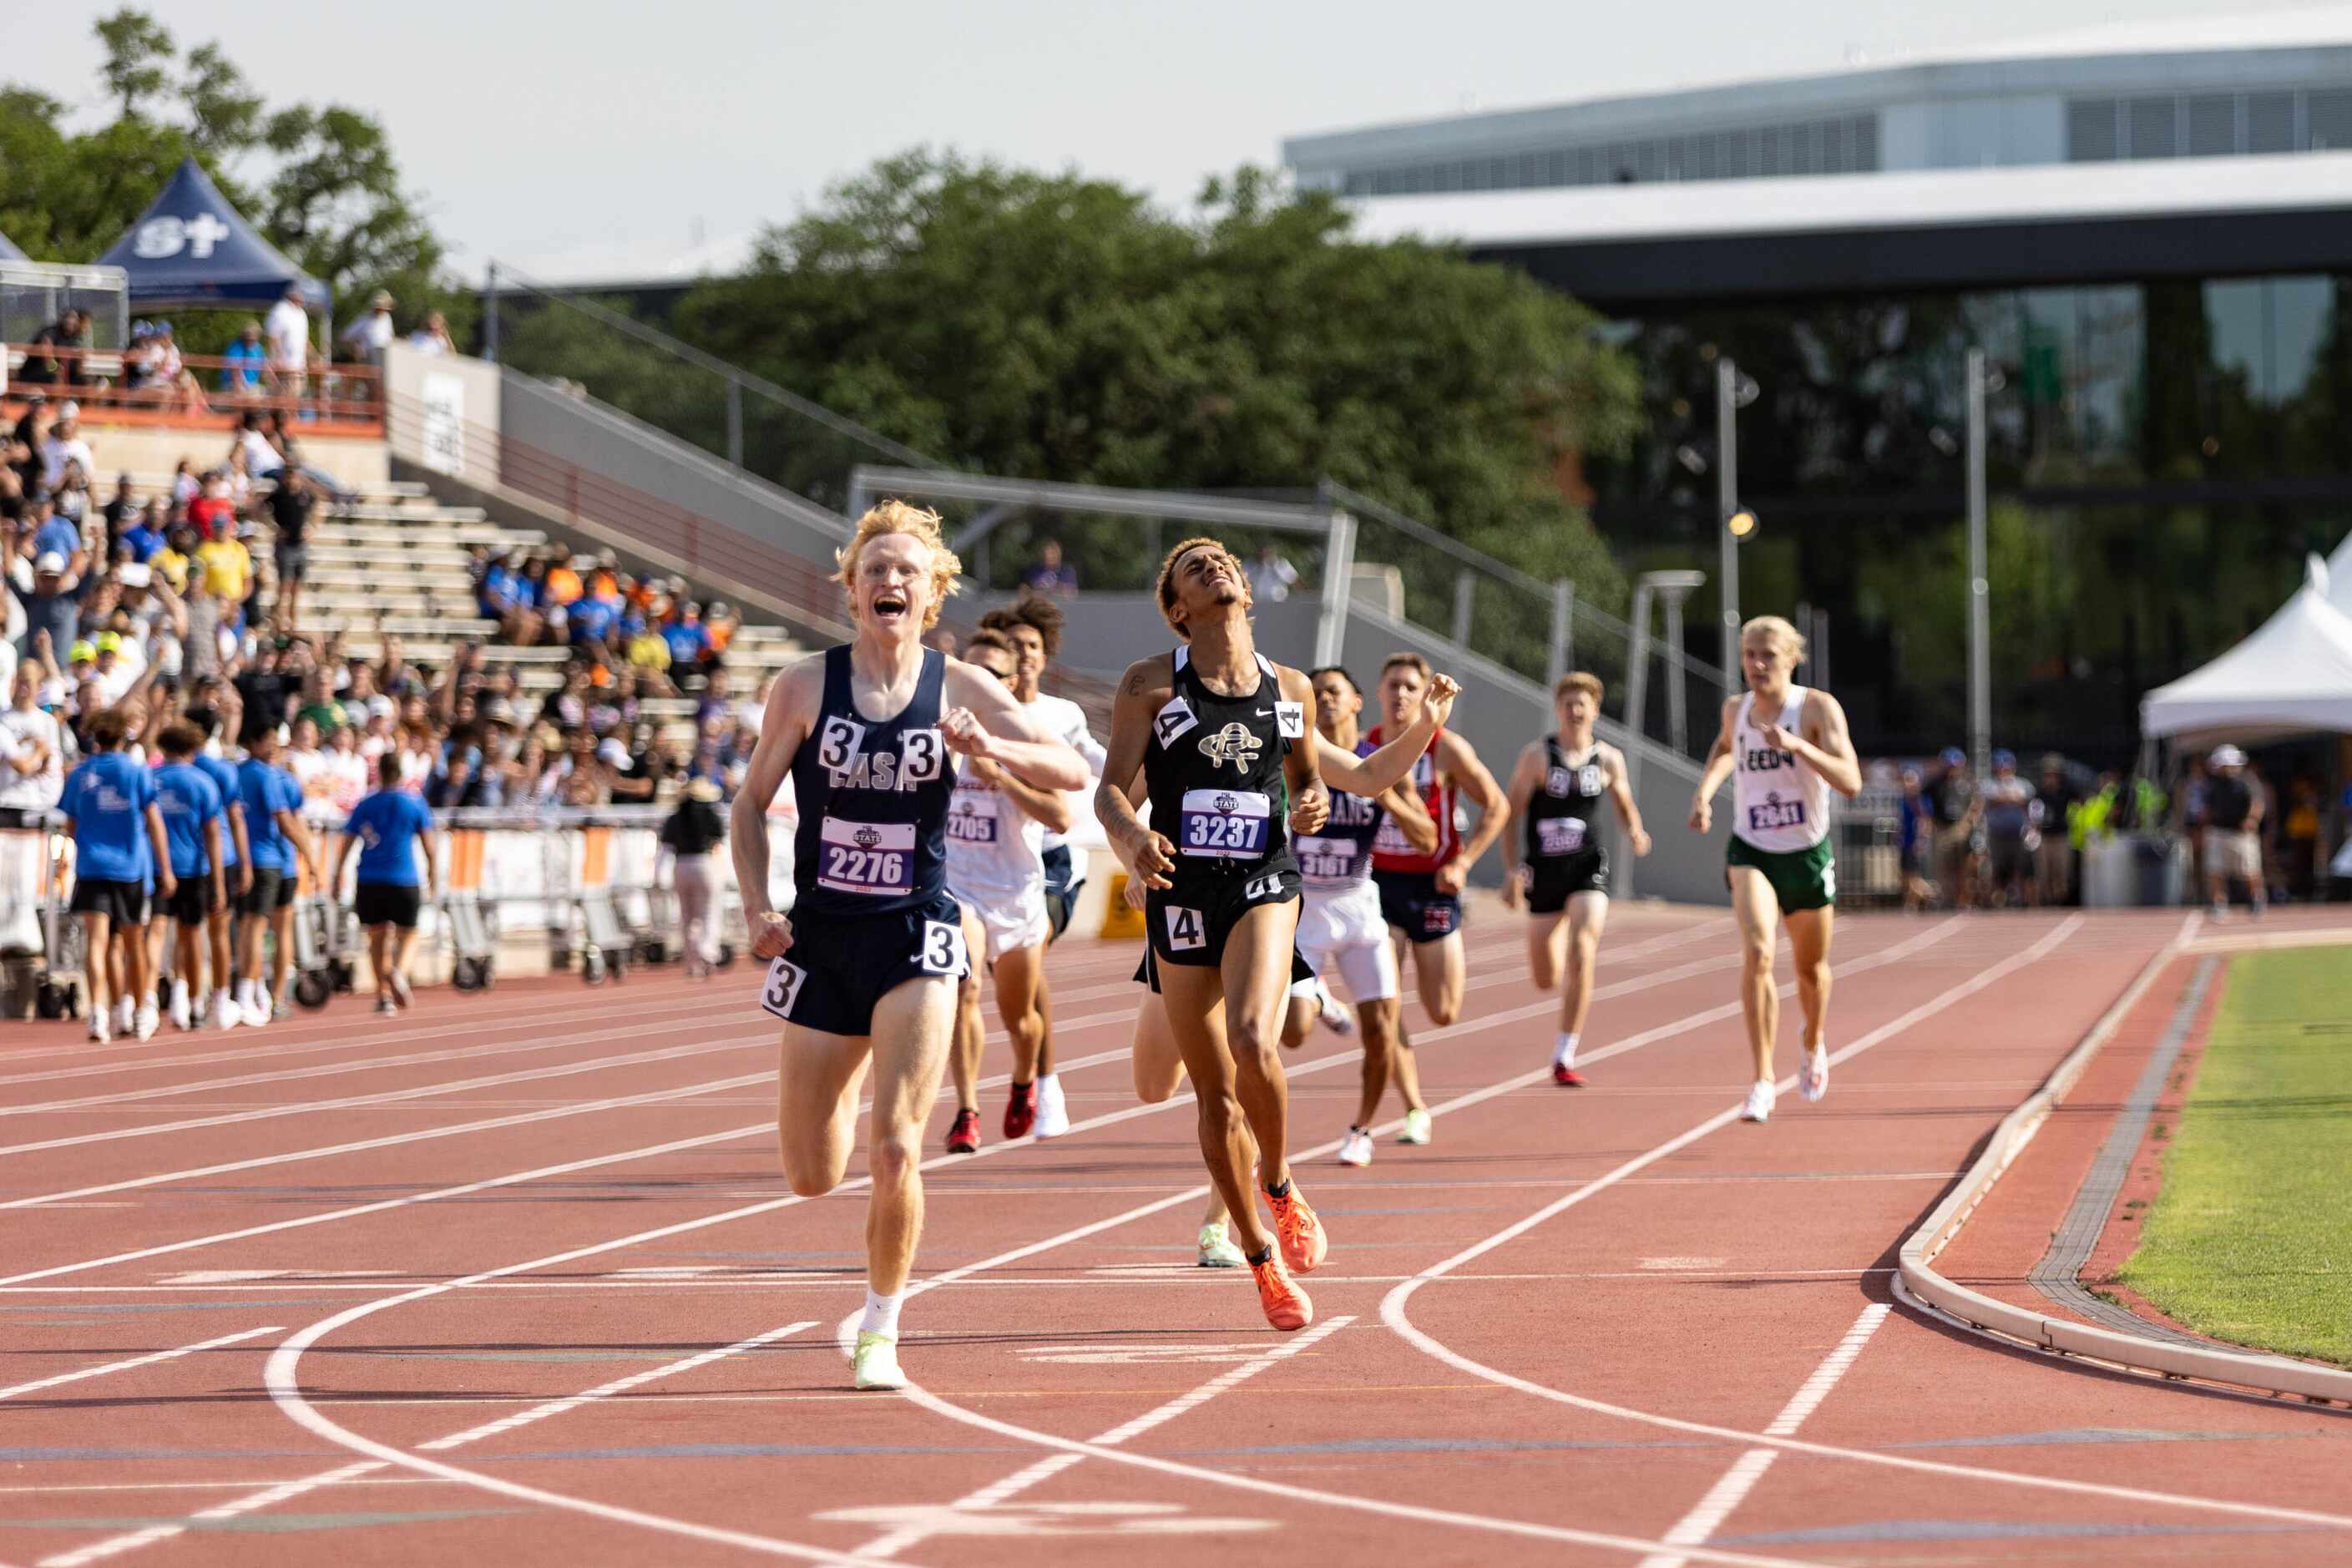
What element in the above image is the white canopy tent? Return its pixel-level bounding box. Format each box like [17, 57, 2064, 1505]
[2329, 529, 2352, 620]
[2140, 554, 2352, 747]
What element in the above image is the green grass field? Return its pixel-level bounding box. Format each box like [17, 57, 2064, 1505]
[2117, 947, 2352, 1367]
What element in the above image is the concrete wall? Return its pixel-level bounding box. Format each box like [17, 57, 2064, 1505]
[383, 342, 501, 488]
[81, 422, 387, 489]
[499, 372, 850, 568]
[964, 589, 1327, 675]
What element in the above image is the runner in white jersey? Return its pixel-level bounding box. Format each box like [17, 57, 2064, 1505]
[942, 628, 1067, 1156]
[1688, 615, 1861, 1125]
[1279, 665, 1438, 1169]
[977, 596, 1105, 1141]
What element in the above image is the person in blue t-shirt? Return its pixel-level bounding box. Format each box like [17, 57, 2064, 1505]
[336, 785, 439, 1014]
[153, 721, 230, 1029]
[234, 722, 321, 1025]
[183, 705, 254, 1029]
[58, 707, 174, 1041]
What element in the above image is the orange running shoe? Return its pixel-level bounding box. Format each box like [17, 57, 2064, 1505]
[1267, 1182, 1328, 1273]
[1252, 1254, 1313, 1331]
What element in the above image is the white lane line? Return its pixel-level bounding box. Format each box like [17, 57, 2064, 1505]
[38, 1324, 837, 1568]
[1380, 919, 2352, 1532]
[418, 1320, 815, 1450]
[0, 1326, 282, 1402]
[1636, 1303, 1891, 1568]
[1, 913, 1755, 1268]
[847, 1316, 1358, 1559]
[247, 915, 1818, 1567]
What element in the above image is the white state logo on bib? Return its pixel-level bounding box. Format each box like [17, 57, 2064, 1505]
[816, 817, 917, 896]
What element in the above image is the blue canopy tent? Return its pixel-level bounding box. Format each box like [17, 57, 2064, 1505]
[97, 158, 329, 316]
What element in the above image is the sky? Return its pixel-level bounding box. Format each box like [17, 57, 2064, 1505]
[13, 0, 2341, 282]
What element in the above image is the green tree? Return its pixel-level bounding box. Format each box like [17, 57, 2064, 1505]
[666, 149, 1639, 625]
[0, 8, 470, 345]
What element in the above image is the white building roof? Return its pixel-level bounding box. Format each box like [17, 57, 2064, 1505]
[1344, 149, 2352, 249]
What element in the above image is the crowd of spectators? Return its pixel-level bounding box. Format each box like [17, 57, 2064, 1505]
[4, 413, 771, 831]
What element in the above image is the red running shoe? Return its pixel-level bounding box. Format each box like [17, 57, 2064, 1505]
[1552, 1064, 1586, 1087]
[1266, 1183, 1328, 1273]
[1003, 1082, 1036, 1141]
[946, 1108, 980, 1154]
[1252, 1255, 1313, 1331]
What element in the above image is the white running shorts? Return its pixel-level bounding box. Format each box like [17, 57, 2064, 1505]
[1293, 883, 1398, 1004]
[953, 888, 1050, 966]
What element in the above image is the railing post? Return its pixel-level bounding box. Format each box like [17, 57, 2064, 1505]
[726, 379, 744, 468]
[1313, 508, 1355, 670]
[1621, 581, 1654, 902]
[1450, 569, 1476, 648]
[1546, 579, 1575, 686]
[483, 262, 499, 363]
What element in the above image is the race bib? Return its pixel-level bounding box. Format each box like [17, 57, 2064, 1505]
[816, 817, 916, 896]
[1537, 817, 1588, 856]
[1747, 798, 1808, 834]
[946, 792, 999, 844]
[1178, 789, 1271, 859]
[761, 957, 807, 1020]
[1295, 833, 1363, 886]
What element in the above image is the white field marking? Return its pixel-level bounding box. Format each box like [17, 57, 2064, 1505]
[251, 915, 1874, 1568]
[0, 986, 765, 1092]
[849, 1316, 1357, 1560]
[34, 1463, 388, 1568]
[417, 1320, 814, 1450]
[0, 908, 1778, 1273]
[1379, 918, 2352, 1533]
[38, 1324, 841, 1568]
[0, 1325, 282, 1402]
[1636, 1303, 1891, 1568]
[0, 1479, 435, 1495]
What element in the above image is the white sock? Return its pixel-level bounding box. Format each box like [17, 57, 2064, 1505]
[859, 1288, 904, 1340]
[1038, 1070, 1061, 1105]
[1553, 1031, 1580, 1069]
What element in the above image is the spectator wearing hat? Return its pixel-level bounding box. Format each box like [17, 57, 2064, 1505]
[341, 291, 397, 368]
[1980, 751, 2036, 906]
[8, 544, 87, 663]
[2203, 746, 2264, 918]
[38, 407, 93, 495]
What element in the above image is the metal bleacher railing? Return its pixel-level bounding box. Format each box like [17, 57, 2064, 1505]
[3, 339, 382, 428]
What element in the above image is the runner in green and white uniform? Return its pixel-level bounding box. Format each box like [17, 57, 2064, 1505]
[1688, 615, 1862, 1125]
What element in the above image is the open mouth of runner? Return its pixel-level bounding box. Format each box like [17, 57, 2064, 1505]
[871, 588, 910, 625]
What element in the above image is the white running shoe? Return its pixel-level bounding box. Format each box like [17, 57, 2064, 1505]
[1799, 1047, 1830, 1102]
[1337, 1128, 1373, 1167]
[134, 1003, 159, 1042]
[852, 1331, 907, 1390]
[1396, 1108, 1432, 1146]
[389, 970, 413, 1010]
[169, 980, 192, 1032]
[1033, 1074, 1070, 1140]
[211, 991, 242, 1030]
[1317, 984, 1354, 1037]
[1196, 1221, 1247, 1268]
[87, 1008, 111, 1044]
[115, 995, 136, 1034]
[249, 987, 274, 1027]
[1739, 1080, 1776, 1123]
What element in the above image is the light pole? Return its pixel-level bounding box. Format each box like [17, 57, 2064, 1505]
[1715, 358, 1760, 696]
[1965, 347, 1991, 782]
[1621, 569, 1707, 901]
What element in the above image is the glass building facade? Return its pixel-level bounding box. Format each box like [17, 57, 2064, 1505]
[1585, 273, 2352, 760]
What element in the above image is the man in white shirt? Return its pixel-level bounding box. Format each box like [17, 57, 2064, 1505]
[264, 285, 311, 397]
[341, 291, 396, 365]
[1247, 545, 1300, 604]
[0, 665, 64, 817]
[38, 407, 94, 493]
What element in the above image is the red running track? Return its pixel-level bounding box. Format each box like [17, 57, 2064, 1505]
[3, 903, 2349, 1567]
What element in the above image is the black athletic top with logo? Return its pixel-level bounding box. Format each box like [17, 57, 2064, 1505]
[1145, 645, 1301, 883]
[1524, 735, 1609, 864]
[789, 645, 956, 919]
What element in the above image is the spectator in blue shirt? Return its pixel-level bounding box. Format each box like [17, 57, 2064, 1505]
[235, 722, 320, 1024]
[336, 785, 439, 1013]
[185, 704, 253, 1029]
[1896, 766, 1935, 912]
[32, 503, 82, 570]
[220, 320, 269, 394]
[119, 503, 169, 564]
[568, 591, 620, 650]
[154, 721, 230, 1028]
[662, 602, 713, 668]
[59, 706, 174, 1041]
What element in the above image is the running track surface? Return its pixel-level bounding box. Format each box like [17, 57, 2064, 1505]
[5, 903, 2350, 1567]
